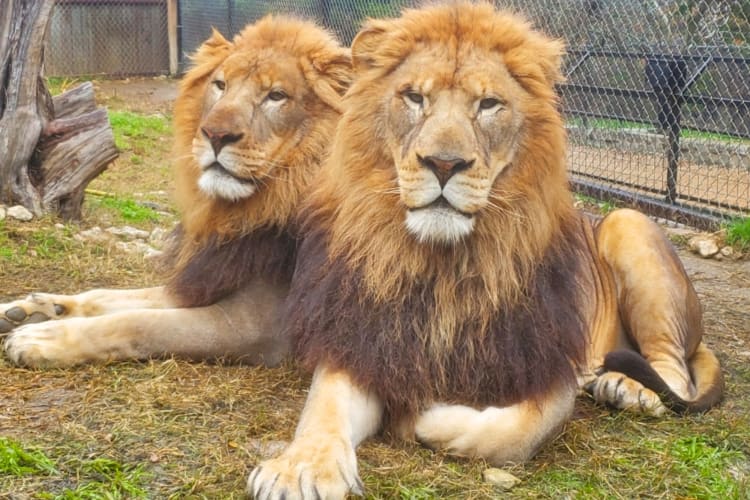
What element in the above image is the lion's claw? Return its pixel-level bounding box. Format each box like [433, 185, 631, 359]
[247, 437, 360, 500]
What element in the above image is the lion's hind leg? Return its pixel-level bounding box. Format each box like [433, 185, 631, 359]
[414, 383, 576, 465]
[593, 208, 723, 413]
[0, 287, 173, 334]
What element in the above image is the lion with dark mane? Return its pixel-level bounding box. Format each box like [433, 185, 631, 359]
[1, 16, 350, 367]
[248, 4, 723, 498]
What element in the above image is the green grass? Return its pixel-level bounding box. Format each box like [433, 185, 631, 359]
[40, 458, 150, 500]
[574, 193, 618, 214]
[0, 222, 76, 262]
[108, 110, 171, 155]
[92, 195, 161, 223]
[647, 435, 747, 499]
[725, 218, 750, 251]
[0, 437, 57, 476]
[0, 437, 149, 498]
[568, 116, 750, 144]
[45, 77, 85, 96]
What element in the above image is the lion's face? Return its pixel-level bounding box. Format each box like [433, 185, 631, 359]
[193, 50, 314, 202]
[172, 16, 351, 240]
[323, 5, 567, 248]
[383, 49, 526, 243]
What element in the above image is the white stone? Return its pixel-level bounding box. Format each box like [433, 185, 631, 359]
[116, 240, 160, 257]
[149, 227, 169, 247]
[483, 468, 521, 490]
[7, 205, 33, 221]
[0, 206, 6, 221]
[106, 225, 150, 241]
[75, 227, 111, 244]
[720, 246, 734, 258]
[688, 236, 719, 258]
[143, 247, 163, 260]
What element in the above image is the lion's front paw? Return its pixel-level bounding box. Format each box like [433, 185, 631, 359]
[0, 294, 68, 334]
[4, 321, 80, 368]
[247, 436, 362, 500]
[585, 371, 668, 417]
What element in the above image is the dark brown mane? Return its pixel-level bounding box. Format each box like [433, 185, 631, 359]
[288, 213, 591, 426]
[164, 225, 297, 308]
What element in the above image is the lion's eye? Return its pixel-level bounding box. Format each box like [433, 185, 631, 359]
[479, 97, 502, 111]
[267, 90, 288, 102]
[404, 91, 424, 106]
[213, 80, 226, 91]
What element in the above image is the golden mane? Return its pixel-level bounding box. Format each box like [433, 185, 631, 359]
[306, 3, 572, 324]
[288, 3, 589, 423]
[172, 15, 350, 244]
[164, 15, 351, 307]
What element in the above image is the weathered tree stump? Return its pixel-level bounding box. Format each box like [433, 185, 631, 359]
[0, 0, 118, 220]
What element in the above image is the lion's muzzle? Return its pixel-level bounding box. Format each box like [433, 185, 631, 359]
[417, 154, 475, 188]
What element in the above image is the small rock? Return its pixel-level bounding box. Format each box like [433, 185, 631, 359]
[144, 248, 163, 260]
[107, 225, 150, 241]
[116, 241, 159, 256]
[7, 205, 33, 221]
[75, 227, 111, 244]
[0, 205, 6, 221]
[688, 236, 719, 258]
[483, 468, 521, 490]
[720, 246, 734, 258]
[149, 227, 169, 247]
[54, 223, 65, 230]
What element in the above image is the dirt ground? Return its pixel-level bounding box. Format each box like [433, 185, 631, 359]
[93, 77, 178, 114]
[0, 78, 748, 497]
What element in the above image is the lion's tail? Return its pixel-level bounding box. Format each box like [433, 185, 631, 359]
[602, 343, 724, 414]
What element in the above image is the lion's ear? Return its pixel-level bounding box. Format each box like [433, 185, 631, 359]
[303, 48, 353, 113]
[182, 28, 233, 86]
[351, 19, 390, 72]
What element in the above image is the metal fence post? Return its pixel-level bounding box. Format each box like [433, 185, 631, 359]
[646, 56, 688, 205]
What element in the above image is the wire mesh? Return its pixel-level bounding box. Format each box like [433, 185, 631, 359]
[46, 0, 170, 77]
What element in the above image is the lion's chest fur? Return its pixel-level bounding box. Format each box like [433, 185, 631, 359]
[287, 217, 593, 424]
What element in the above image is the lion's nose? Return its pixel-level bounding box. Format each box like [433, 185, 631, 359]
[418, 154, 474, 188]
[201, 127, 244, 156]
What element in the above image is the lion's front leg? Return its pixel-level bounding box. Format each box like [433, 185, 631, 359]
[414, 383, 576, 465]
[4, 298, 287, 368]
[248, 366, 382, 500]
[0, 287, 173, 334]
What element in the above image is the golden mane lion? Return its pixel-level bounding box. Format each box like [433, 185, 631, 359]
[248, 4, 723, 498]
[1, 15, 351, 367]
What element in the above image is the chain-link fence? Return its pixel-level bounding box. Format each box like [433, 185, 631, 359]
[46, 0, 170, 77]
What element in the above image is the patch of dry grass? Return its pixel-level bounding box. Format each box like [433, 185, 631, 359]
[1, 80, 748, 498]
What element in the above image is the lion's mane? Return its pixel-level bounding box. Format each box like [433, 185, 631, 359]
[286, 4, 592, 424]
[162, 16, 351, 307]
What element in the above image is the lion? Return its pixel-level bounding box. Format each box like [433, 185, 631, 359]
[247, 4, 724, 498]
[0, 15, 351, 368]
